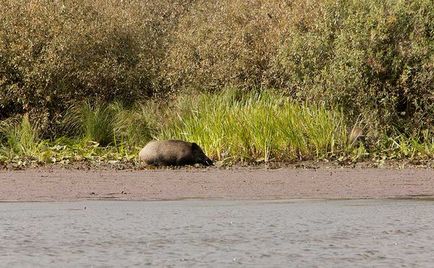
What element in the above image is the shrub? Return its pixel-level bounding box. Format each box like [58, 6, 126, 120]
[1, 0, 432, 138]
[163, 0, 291, 91]
[0, 0, 192, 132]
[165, 0, 434, 135]
[272, 0, 434, 134]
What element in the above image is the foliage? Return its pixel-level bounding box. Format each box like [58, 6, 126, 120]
[164, 0, 434, 134]
[63, 101, 157, 147]
[1, 0, 432, 137]
[160, 90, 351, 163]
[0, 114, 44, 160]
[1, 91, 434, 167]
[0, 0, 433, 167]
[0, 0, 192, 129]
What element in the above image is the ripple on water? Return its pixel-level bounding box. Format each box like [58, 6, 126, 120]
[1, 200, 434, 267]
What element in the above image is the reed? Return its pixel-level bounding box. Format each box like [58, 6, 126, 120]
[160, 90, 348, 163]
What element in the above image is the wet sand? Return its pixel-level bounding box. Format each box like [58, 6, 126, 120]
[1, 167, 434, 202]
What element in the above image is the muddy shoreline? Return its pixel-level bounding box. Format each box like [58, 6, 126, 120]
[1, 166, 434, 202]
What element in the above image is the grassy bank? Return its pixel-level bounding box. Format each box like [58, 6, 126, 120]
[1, 90, 433, 168]
[1, 0, 433, 167]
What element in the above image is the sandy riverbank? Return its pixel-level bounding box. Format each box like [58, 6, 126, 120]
[1, 166, 434, 202]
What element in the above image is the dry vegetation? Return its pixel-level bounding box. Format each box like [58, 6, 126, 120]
[0, 0, 192, 131]
[163, 0, 434, 135]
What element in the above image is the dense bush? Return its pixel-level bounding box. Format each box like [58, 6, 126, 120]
[0, 0, 192, 131]
[165, 0, 433, 134]
[163, 0, 291, 91]
[272, 0, 434, 135]
[1, 0, 433, 137]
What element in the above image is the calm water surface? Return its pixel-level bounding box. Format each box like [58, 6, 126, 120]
[1, 199, 434, 267]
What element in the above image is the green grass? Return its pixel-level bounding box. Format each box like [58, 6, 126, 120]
[111, 102, 159, 148]
[1, 90, 433, 167]
[64, 102, 116, 146]
[63, 101, 157, 147]
[160, 90, 350, 163]
[376, 131, 434, 160]
[0, 115, 45, 161]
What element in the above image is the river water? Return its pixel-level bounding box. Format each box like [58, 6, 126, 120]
[1, 199, 434, 267]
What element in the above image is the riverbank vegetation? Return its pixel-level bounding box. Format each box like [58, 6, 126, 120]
[1, 90, 433, 167]
[1, 0, 433, 167]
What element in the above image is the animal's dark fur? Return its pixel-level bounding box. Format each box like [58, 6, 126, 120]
[139, 140, 213, 166]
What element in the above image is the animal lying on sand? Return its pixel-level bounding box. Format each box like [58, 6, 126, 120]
[139, 140, 213, 167]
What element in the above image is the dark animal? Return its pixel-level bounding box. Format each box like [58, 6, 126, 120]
[139, 140, 213, 166]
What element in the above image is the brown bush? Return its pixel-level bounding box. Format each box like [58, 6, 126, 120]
[272, 0, 434, 135]
[0, 0, 192, 132]
[164, 0, 434, 135]
[163, 0, 292, 91]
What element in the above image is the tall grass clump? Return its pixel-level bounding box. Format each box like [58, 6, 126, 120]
[112, 102, 160, 148]
[63, 101, 158, 148]
[64, 102, 116, 146]
[0, 115, 44, 160]
[160, 90, 348, 163]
